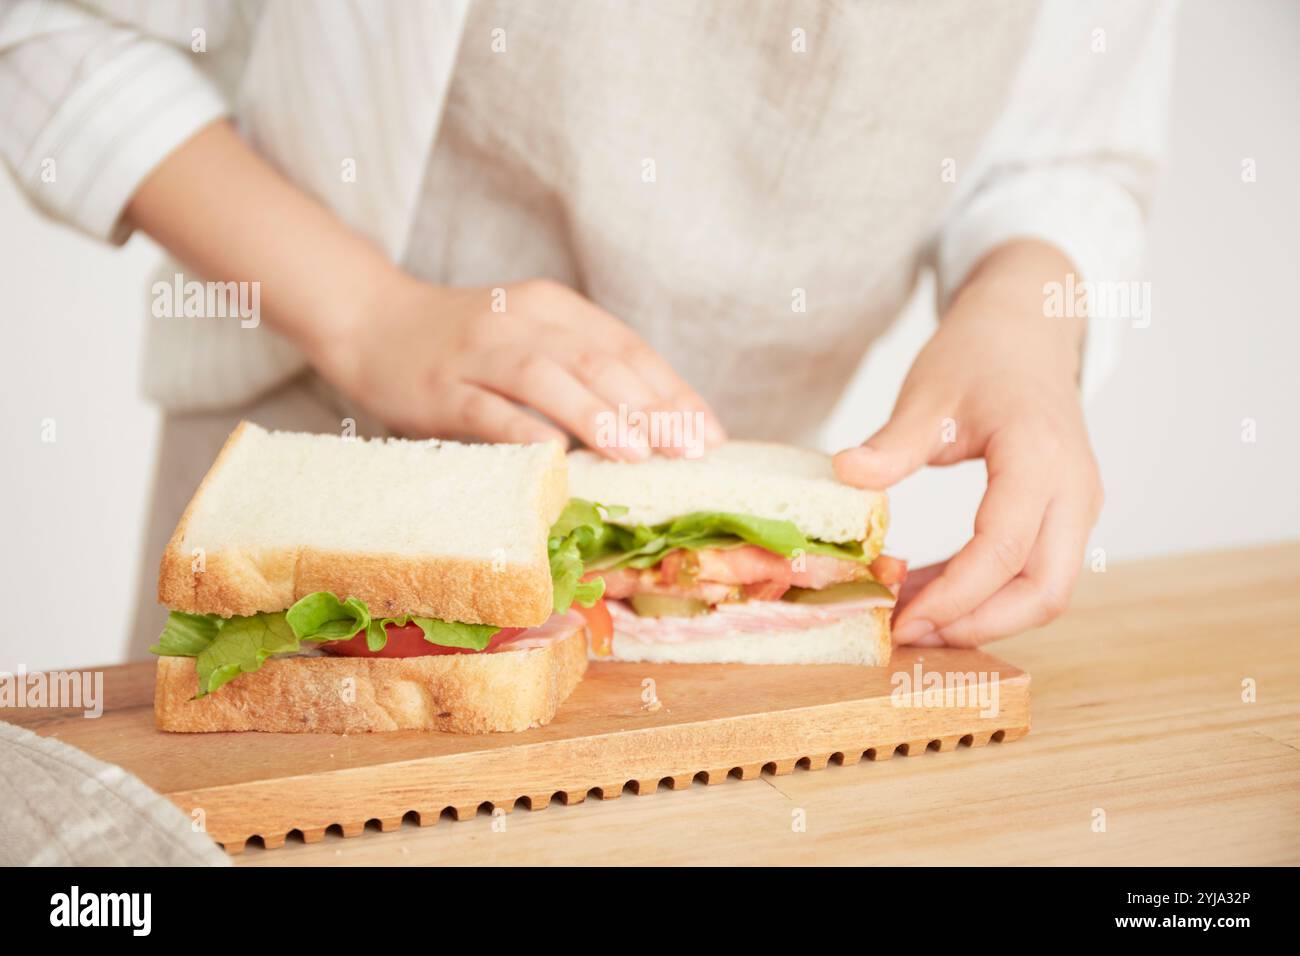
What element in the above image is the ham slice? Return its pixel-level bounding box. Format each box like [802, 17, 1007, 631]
[606, 595, 892, 643]
[496, 610, 586, 651]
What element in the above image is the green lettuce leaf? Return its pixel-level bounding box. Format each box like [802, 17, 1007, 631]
[560, 498, 875, 572]
[410, 617, 499, 650]
[285, 591, 370, 640]
[152, 592, 504, 696]
[150, 612, 221, 657]
[194, 612, 299, 697]
[365, 619, 389, 652]
[548, 500, 609, 611]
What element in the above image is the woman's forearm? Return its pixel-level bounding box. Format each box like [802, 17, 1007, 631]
[124, 119, 398, 363]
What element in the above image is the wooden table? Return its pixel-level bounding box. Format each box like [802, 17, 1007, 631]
[224, 542, 1298, 866]
[9, 544, 1298, 865]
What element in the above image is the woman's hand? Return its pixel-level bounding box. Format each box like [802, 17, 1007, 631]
[833, 241, 1104, 647]
[125, 121, 722, 459]
[311, 272, 726, 459]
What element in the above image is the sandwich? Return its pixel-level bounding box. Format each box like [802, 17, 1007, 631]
[563, 442, 905, 665]
[150, 422, 604, 734]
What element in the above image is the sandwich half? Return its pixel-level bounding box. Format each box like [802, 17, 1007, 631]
[565, 442, 905, 665]
[151, 422, 604, 734]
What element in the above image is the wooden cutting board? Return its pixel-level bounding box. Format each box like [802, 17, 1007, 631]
[6, 648, 1029, 853]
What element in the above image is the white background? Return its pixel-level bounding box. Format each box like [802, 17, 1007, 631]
[2, 1, 1298, 671]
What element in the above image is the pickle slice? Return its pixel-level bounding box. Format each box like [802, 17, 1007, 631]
[782, 580, 895, 604]
[629, 594, 711, 618]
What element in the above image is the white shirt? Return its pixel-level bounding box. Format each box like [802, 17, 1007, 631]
[0, 0, 1173, 439]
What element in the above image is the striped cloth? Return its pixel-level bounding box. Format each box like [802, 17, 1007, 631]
[0, 720, 228, 866]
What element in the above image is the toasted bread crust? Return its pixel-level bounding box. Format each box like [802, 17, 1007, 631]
[157, 422, 566, 626]
[158, 548, 555, 624]
[154, 625, 588, 734]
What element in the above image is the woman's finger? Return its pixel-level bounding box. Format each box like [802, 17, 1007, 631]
[889, 426, 1054, 642]
[565, 348, 660, 414]
[621, 341, 727, 453]
[527, 283, 726, 451]
[892, 561, 947, 646]
[431, 383, 569, 446]
[525, 331, 664, 454]
[466, 350, 641, 461]
[892, 561, 946, 619]
[565, 350, 659, 457]
[935, 482, 1093, 647]
[540, 331, 713, 458]
[833, 398, 952, 490]
[522, 324, 661, 407]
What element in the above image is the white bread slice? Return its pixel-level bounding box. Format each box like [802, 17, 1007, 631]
[154, 624, 587, 734]
[602, 607, 891, 665]
[158, 422, 567, 626]
[567, 441, 886, 544]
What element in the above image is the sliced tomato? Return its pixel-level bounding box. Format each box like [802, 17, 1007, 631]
[575, 600, 614, 657]
[584, 567, 637, 599]
[742, 579, 790, 601]
[868, 554, 908, 587]
[320, 622, 523, 657]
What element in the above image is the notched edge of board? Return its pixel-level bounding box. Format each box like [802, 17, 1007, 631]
[217, 724, 1029, 855]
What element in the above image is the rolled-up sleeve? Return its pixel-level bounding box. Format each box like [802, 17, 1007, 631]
[0, 0, 230, 244]
[937, 0, 1176, 399]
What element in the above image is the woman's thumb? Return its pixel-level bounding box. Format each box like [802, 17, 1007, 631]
[833, 405, 944, 490]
